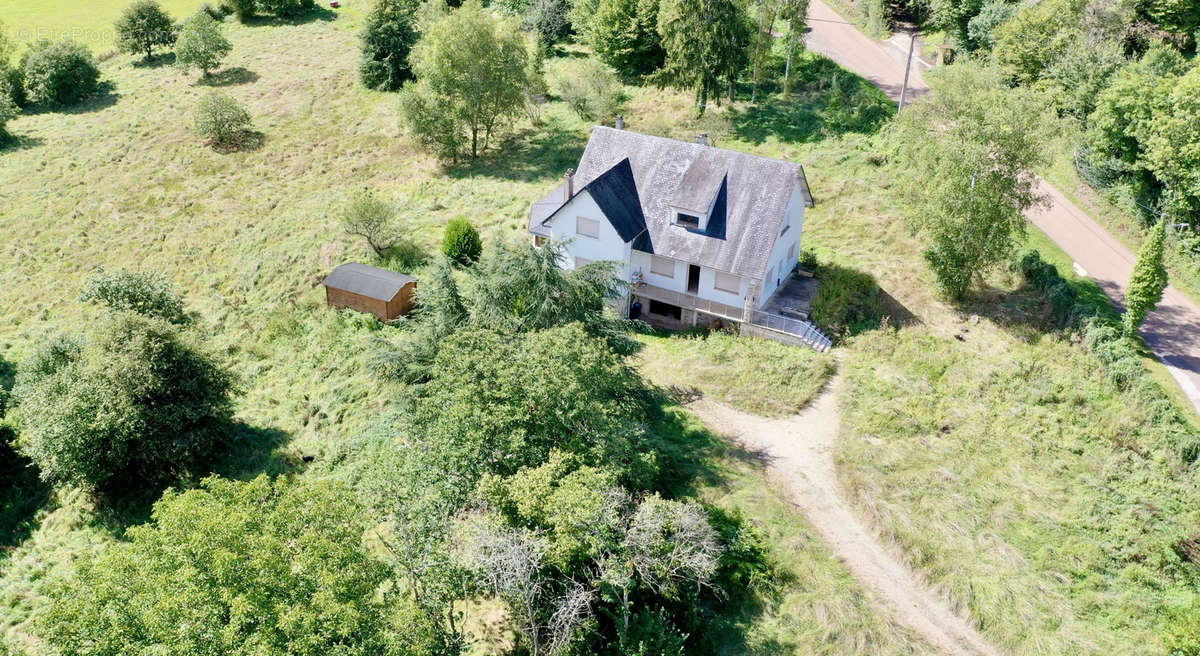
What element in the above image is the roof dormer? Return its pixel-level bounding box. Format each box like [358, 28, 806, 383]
[671, 148, 727, 234]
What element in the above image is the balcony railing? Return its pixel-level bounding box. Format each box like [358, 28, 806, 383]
[633, 282, 745, 322]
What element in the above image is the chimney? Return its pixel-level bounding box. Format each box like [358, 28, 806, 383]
[697, 133, 709, 146]
[615, 114, 624, 129]
[564, 168, 575, 201]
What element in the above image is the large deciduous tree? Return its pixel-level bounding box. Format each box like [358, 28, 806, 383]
[588, 0, 665, 79]
[36, 475, 400, 656]
[115, 0, 177, 60]
[359, 0, 420, 91]
[174, 11, 231, 77]
[400, 1, 529, 159]
[1140, 65, 1200, 224]
[892, 64, 1054, 300]
[656, 0, 751, 115]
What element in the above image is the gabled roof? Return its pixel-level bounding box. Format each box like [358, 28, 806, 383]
[323, 263, 416, 302]
[672, 150, 727, 215]
[580, 158, 648, 243]
[528, 127, 814, 280]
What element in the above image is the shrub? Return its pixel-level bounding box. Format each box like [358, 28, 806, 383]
[222, 0, 256, 21]
[548, 58, 626, 123]
[10, 313, 233, 495]
[257, 0, 317, 19]
[2, 67, 26, 108]
[810, 261, 884, 338]
[194, 91, 252, 146]
[442, 217, 483, 266]
[36, 475, 401, 655]
[21, 40, 101, 106]
[358, 0, 418, 91]
[174, 11, 231, 76]
[798, 247, 818, 271]
[115, 0, 177, 60]
[0, 84, 16, 140]
[342, 188, 403, 256]
[80, 269, 187, 323]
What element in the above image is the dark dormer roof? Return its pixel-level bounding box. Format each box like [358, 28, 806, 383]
[323, 263, 416, 302]
[579, 158, 647, 243]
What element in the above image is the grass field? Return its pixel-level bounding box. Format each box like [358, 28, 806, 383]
[1, 0, 221, 56]
[0, 7, 923, 653]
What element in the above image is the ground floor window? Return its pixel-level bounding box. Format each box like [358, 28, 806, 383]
[648, 299, 682, 320]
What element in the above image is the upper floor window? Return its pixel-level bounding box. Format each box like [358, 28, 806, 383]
[576, 216, 600, 239]
[650, 255, 674, 278]
[714, 271, 740, 294]
[676, 213, 700, 229]
[575, 256, 592, 268]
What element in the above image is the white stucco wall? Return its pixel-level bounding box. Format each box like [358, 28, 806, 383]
[756, 183, 807, 308]
[545, 191, 632, 278]
[629, 250, 751, 308]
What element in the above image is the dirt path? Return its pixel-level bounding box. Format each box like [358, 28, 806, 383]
[803, 0, 1200, 416]
[689, 377, 1003, 656]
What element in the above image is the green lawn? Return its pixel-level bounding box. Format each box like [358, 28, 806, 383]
[1, 0, 213, 55]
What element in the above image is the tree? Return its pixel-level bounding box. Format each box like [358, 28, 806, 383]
[359, 0, 419, 91]
[588, 0, 665, 79]
[36, 475, 401, 656]
[10, 313, 232, 495]
[1085, 47, 1187, 170]
[892, 64, 1054, 300]
[115, 0, 177, 60]
[779, 0, 808, 96]
[1140, 66, 1200, 223]
[1123, 219, 1168, 334]
[525, 0, 573, 45]
[404, 0, 530, 158]
[21, 40, 101, 106]
[656, 0, 751, 114]
[257, 0, 318, 19]
[175, 11, 232, 77]
[1140, 0, 1200, 39]
[442, 217, 482, 266]
[397, 79, 465, 160]
[194, 91, 253, 146]
[343, 188, 403, 255]
[80, 269, 187, 323]
[991, 0, 1080, 82]
[548, 58, 626, 123]
[370, 256, 466, 382]
[0, 84, 16, 140]
[226, 0, 258, 22]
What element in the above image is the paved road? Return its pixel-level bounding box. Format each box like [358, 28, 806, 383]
[804, 0, 1200, 414]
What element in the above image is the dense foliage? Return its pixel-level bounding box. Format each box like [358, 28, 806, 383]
[441, 217, 482, 266]
[115, 0, 177, 60]
[399, 1, 530, 159]
[343, 189, 404, 255]
[655, 0, 751, 114]
[194, 91, 253, 147]
[175, 11, 232, 76]
[891, 64, 1054, 299]
[10, 313, 233, 496]
[20, 40, 101, 106]
[1124, 219, 1168, 334]
[548, 58, 627, 123]
[37, 475, 399, 656]
[586, 0, 665, 79]
[359, 0, 419, 91]
[80, 268, 187, 323]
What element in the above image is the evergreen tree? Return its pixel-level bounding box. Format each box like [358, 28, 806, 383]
[588, 0, 665, 79]
[1123, 219, 1169, 334]
[656, 0, 751, 115]
[359, 0, 419, 91]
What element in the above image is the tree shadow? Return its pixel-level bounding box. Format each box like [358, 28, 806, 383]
[209, 129, 266, 153]
[444, 117, 587, 183]
[377, 239, 429, 272]
[809, 262, 908, 340]
[0, 134, 43, 152]
[0, 431, 52, 560]
[242, 5, 337, 25]
[198, 66, 259, 87]
[730, 55, 893, 145]
[131, 52, 176, 68]
[25, 82, 121, 116]
[87, 420, 294, 533]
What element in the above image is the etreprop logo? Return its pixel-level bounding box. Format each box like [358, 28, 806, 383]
[14, 26, 117, 45]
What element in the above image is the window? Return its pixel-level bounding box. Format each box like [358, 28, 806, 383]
[714, 271, 740, 294]
[576, 216, 600, 239]
[675, 212, 700, 229]
[574, 256, 592, 268]
[534, 235, 547, 247]
[787, 243, 795, 260]
[780, 222, 790, 236]
[650, 255, 674, 278]
[648, 300, 682, 320]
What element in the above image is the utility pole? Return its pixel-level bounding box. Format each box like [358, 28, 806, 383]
[897, 30, 916, 115]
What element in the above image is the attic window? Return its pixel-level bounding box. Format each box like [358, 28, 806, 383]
[676, 213, 700, 229]
[576, 216, 600, 239]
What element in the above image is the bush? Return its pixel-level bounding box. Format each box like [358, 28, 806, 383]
[359, 0, 418, 91]
[0, 84, 16, 140]
[115, 0, 177, 59]
[222, 0, 256, 21]
[257, 0, 317, 19]
[548, 58, 626, 123]
[21, 39, 101, 106]
[2, 67, 26, 108]
[342, 188, 403, 255]
[10, 313, 233, 495]
[80, 269, 187, 323]
[194, 91, 252, 146]
[174, 11, 231, 76]
[442, 217, 483, 266]
[810, 261, 884, 338]
[36, 475, 401, 655]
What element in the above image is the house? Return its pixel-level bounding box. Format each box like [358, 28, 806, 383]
[528, 125, 831, 350]
[323, 262, 417, 322]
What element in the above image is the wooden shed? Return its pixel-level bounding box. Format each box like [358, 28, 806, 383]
[323, 263, 417, 321]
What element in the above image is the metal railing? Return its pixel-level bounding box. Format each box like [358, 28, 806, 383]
[634, 283, 745, 322]
[748, 310, 833, 352]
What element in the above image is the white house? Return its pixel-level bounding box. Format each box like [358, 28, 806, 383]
[528, 125, 830, 350]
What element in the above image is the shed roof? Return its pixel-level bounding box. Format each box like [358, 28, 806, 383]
[323, 263, 416, 302]
[529, 127, 814, 280]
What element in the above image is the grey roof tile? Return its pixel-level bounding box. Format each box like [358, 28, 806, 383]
[323, 262, 417, 301]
